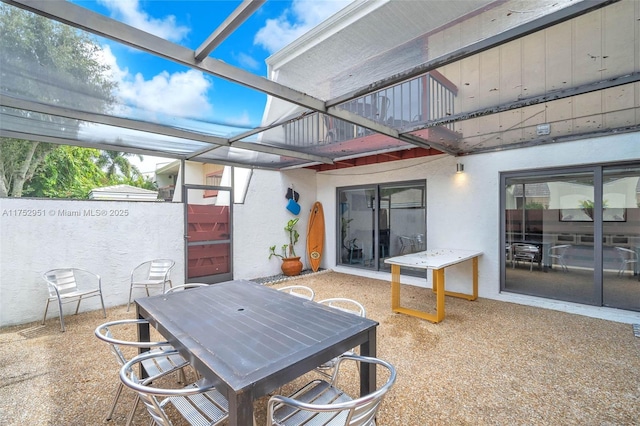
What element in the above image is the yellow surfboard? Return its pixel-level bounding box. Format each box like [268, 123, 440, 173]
[306, 202, 325, 272]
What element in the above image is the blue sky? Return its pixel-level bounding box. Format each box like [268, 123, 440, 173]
[72, 0, 352, 133]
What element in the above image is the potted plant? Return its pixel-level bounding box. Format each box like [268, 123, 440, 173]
[269, 218, 303, 276]
[579, 199, 608, 219]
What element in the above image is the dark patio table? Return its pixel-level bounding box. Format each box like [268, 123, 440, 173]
[135, 279, 378, 426]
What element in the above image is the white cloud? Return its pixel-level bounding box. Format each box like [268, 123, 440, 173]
[93, 44, 213, 120]
[92, 44, 128, 83]
[122, 69, 213, 119]
[226, 111, 252, 127]
[254, 0, 352, 54]
[234, 52, 261, 71]
[97, 0, 190, 42]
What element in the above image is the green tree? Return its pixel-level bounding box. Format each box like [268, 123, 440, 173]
[0, 138, 54, 197]
[125, 173, 158, 191]
[96, 150, 143, 180]
[23, 146, 107, 199]
[24, 147, 158, 198]
[0, 5, 116, 197]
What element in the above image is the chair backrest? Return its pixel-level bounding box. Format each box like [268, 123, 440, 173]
[268, 354, 396, 426]
[95, 319, 171, 367]
[398, 236, 414, 253]
[277, 285, 315, 301]
[148, 259, 175, 281]
[513, 243, 538, 256]
[43, 268, 78, 297]
[317, 298, 366, 318]
[120, 350, 227, 426]
[339, 356, 395, 426]
[615, 246, 638, 261]
[549, 244, 570, 255]
[43, 268, 100, 297]
[164, 283, 208, 294]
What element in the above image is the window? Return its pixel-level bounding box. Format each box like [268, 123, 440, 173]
[203, 172, 223, 198]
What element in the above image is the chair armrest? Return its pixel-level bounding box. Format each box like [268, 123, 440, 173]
[95, 319, 170, 348]
[73, 267, 102, 291]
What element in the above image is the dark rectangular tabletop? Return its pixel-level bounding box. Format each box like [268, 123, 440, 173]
[135, 279, 378, 426]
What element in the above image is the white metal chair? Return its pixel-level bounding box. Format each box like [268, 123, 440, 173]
[414, 233, 425, 251]
[127, 259, 175, 311]
[317, 298, 366, 318]
[119, 349, 229, 426]
[42, 267, 106, 332]
[267, 354, 396, 426]
[548, 244, 571, 272]
[316, 298, 366, 376]
[95, 319, 190, 425]
[278, 285, 315, 301]
[512, 243, 539, 271]
[398, 236, 415, 254]
[615, 247, 639, 276]
[164, 283, 209, 293]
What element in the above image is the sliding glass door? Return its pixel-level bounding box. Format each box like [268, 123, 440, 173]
[502, 163, 639, 312]
[337, 181, 426, 273]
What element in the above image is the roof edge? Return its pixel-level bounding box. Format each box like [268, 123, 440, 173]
[266, 0, 389, 70]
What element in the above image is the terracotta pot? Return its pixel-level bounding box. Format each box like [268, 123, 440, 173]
[281, 257, 303, 276]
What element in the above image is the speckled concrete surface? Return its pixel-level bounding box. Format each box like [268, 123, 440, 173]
[1, 271, 638, 425]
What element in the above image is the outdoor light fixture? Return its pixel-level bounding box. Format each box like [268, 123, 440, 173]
[456, 163, 464, 173]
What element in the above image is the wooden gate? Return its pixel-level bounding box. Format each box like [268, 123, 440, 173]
[187, 204, 230, 278]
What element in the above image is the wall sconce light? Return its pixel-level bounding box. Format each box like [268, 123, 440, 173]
[456, 163, 464, 174]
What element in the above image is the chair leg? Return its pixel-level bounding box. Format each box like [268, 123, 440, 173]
[125, 394, 140, 426]
[126, 286, 134, 312]
[99, 292, 107, 318]
[42, 299, 51, 325]
[56, 297, 65, 332]
[106, 381, 124, 421]
[106, 380, 140, 425]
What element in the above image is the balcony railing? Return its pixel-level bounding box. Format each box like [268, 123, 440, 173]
[283, 71, 457, 147]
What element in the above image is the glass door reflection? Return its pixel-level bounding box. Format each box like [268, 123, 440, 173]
[602, 166, 640, 311]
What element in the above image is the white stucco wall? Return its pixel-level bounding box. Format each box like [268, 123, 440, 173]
[233, 167, 317, 280]
[5, 134, 637, 328]
[234, 132, 640, 324]
[0, 198, 184, 327]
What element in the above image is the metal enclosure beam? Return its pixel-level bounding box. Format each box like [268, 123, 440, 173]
[0, 96, 335, 164]
[194, 0, 266, 62]
[2, 0, 435, 152]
